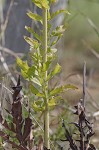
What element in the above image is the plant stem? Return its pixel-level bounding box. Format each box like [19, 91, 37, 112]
[43, 7, 50, 149]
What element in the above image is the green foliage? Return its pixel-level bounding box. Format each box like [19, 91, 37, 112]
[16, 0, 74, 113]
[25, 26, 42, 41]
[32, 0, 49, 9]
[27, 11, 43, 24]
[17, 0, 72, 148]
[51, 10, 70, 21]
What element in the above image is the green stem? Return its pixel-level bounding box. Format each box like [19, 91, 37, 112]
[43, 7, 50, 149]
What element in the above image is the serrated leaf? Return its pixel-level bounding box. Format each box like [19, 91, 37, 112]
[25, 26, 42, 41]
[52, 25, 68, 36]
[24, 36, 39, 49]
[51, 10, 70, 20]
[27, 11, 42, 24]
[17, 57, 29, 71]
[30, 84, 44, 97]
[50, 84, 78, 96]
[47, 63, 61, 80]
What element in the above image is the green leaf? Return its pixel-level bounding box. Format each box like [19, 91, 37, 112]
[35, 100, 43, 105]
[27, 66, 38, 77]
[48, 98, 56, 107]
[17, 57, 29, 71]
[21, 70, 29, 79]
[24, 36, 39, 49]
[63, 84, 78, 90]
[42, 61, 51, 72]
[32, 0, 42, 8]
[32, 101, 45, 111]
[52, 25, 68, 36]
[51, 10, 70, 20]
[41, 0, 49, 9]
[27, 11, 42, 24]
[33, 102, 44, 111]
[25, 26, 42, 41]
[32, 0, 49, 9]
[48, 9, 51, 20]
[50, 86, 63, 96]
[51, 35, 62, 46]
[31, 77, 41, 86]
[49, 0, 56, 4]
[47, 63, 61, 80]
[51, 63, 61, 75]
[50, 84, 78, 96]
[30, 84, 44, 97]
[51, 48, 57, 53]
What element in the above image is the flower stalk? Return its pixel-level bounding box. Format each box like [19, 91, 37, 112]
[43, 7, 50, 149]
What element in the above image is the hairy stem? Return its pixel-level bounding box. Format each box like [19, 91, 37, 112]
[43, 7, 50, 149]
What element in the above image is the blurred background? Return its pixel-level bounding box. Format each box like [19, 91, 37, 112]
[0, 0, 99, 148]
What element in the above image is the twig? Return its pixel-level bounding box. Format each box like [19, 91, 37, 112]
[0, 46, 24, 58]
[0, 0, 14, 41]
[83, 62, 86, 108]
[0, 52, 17, 85]
[0, 0, 17, 86]
[83, 40, 99, 59]
[77, 74, 99, 110]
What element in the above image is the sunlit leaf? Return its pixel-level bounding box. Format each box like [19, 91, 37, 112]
[32, 101, 45, 111]
[17, 57, 29, 71]
[51, 10, 70, 20]
[50, 84, 78, 96]
[21, 70, 29, 79]
[32, 0, 42, 8]
[48, 98, 56, 107]
[49, 0, 56, 4]
[42, 61, 51, 72]
[52, 25, 68, 36]
[50, 86, 63, 96]
[41, 0, 49, 9]
[27, 66, 38, 77]
[51, 48, 57, 53]
[64, 84, 78, 90]
[31, 77, 41, 86]
[47, 63, 61, 80]
[51, 35, 62, 46]
[24, 36, 39, 49]
[32, 0, 49, 9]
[48, 10, 51, 20]
[30, 84, 44, 97]
[27, 11, 42, 24]
[25, 26, 42, 41]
